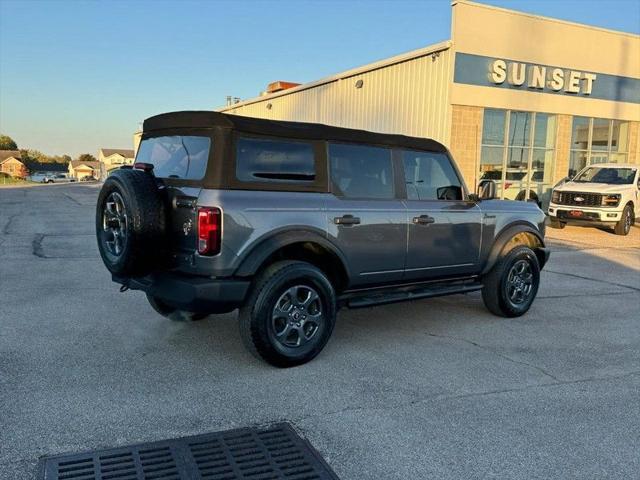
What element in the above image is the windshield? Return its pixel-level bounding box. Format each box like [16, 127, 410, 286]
[573, 167, 637, 185]
[136, 135, 211, 179]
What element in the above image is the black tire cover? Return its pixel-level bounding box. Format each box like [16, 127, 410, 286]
[96, 169, 167, 276]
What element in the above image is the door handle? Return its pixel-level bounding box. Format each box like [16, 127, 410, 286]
[334, 215, 361, 225]
[413, 215, 435, 225]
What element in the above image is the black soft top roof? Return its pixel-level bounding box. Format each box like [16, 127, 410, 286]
[143, 111, 447, 152]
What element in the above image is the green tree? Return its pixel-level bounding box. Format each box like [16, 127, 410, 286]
[0, 134, 18, 150]
[77, 153, 97, 163]
[20, 149, 47, 163]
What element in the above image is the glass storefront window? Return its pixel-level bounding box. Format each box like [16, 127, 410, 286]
[568, 117, 630, 176]
[508, 147, 528, 168]
[534, 114, 556, 149]
[508, 111, 531, 147]
[611, 121, 629, 152]
[571, 117, 590, 150]
[482, 109, 506, 146]
[569, 151, 588, 178]
[480, 109, 557, 208]
[591, 118, 610, 151]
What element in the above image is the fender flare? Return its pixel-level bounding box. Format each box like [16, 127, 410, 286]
[481, 222, 546, 275]
[234, 228, 351, 279]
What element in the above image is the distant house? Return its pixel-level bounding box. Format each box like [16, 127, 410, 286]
[0, 150, 27, 178]
[98, 148, 135, 178]
[69, 160, 101, 180]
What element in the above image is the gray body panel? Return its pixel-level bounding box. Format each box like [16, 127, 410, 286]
[403, 199, 483, 280]
[325, 197, 407, 286]
[189, 190, 546, 289]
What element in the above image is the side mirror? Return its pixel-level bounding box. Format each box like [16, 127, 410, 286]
[436, 185, 463, 200]
[477, 180, 497, 200]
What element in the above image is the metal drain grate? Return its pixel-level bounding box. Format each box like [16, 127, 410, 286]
[39, 423, 339, 480]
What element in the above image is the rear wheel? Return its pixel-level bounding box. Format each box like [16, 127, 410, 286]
[614, 205, 633, 236]
[239, 261, 336, 367]
[481, 245, 540, 318]
[146, 294, 208, 322]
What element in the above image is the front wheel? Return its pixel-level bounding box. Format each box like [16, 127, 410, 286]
[239, 261, 337, 367]
[549, 217, 566, 229]
[481, 245, 540, 318]
[614, 205, 633, 236]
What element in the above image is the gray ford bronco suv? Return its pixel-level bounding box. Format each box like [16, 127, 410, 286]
[96, 111, 549, 367]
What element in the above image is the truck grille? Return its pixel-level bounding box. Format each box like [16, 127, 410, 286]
[555, 191, 602, 207]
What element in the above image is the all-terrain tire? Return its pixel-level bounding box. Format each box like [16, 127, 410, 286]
[481, 245, 540, 318]
[146, 294, 208, 321]
[549, 218, 566, 229]
[239, 261, 337, 367]
[96, 169, 167, 277]
[614, 204, 633, 236]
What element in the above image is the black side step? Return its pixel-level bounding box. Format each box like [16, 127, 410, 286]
[340, 282, 482, 309]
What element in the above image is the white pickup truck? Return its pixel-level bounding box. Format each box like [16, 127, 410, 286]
[548, 163, 639, 235]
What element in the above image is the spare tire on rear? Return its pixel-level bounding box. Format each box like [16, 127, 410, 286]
[96, 169, 167, 277]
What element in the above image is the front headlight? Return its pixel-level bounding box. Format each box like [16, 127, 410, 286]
[551, 190, 560, 203]
[602, 194, 621, 207]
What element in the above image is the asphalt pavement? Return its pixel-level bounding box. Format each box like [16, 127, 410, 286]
[1, 183, 639, 479]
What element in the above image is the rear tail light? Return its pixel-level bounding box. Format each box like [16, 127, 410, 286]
[504, 182, 512, 190]
[197, 207, 221, 256]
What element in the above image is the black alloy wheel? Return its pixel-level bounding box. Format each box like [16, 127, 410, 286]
[270, 285, 324, 349]
[101, 191, 128, 257]
[239, 261, 337, 367]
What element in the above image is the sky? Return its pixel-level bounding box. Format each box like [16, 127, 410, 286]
[0, 0, 639, 157]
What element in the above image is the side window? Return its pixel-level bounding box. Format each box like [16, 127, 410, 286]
[236, 136, 315, 183]
[328, 143, 394, 199]
[402, 151, 463, 201]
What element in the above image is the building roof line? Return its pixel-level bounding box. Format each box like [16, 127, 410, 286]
[219, 40, 452, 111]
[452, 0, 640, 39]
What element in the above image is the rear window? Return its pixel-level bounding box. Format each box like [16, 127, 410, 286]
[136, 136, 211, 179]
[236, 136, 315, 183]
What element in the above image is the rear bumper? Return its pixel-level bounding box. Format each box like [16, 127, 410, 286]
[113, 272, 251, 314]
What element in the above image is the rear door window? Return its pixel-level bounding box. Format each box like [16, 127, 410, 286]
[236, 136, 315, 183]
[136, 136, 211, 179]
[328, 143, 394, 199]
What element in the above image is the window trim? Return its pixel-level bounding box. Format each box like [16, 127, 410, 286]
[399, 148, 468, 202]
[327, 141, 399, 201]
[228, 131, 328, 193]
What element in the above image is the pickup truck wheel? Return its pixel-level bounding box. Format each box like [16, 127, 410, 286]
[614, 205, 633, 236]
[481, 245, 540, 318]
[239, 261, 336, 367]
[145, 294, 208, 321]
[549, 218, 565, 229]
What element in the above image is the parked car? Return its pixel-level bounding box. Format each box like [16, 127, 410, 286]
[45, 173, 75, 183]
[29, 171, 51, 183]
[95, 111, 549, 367]
[549, 163, 638, 235]
[80, 175, 96, 182]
